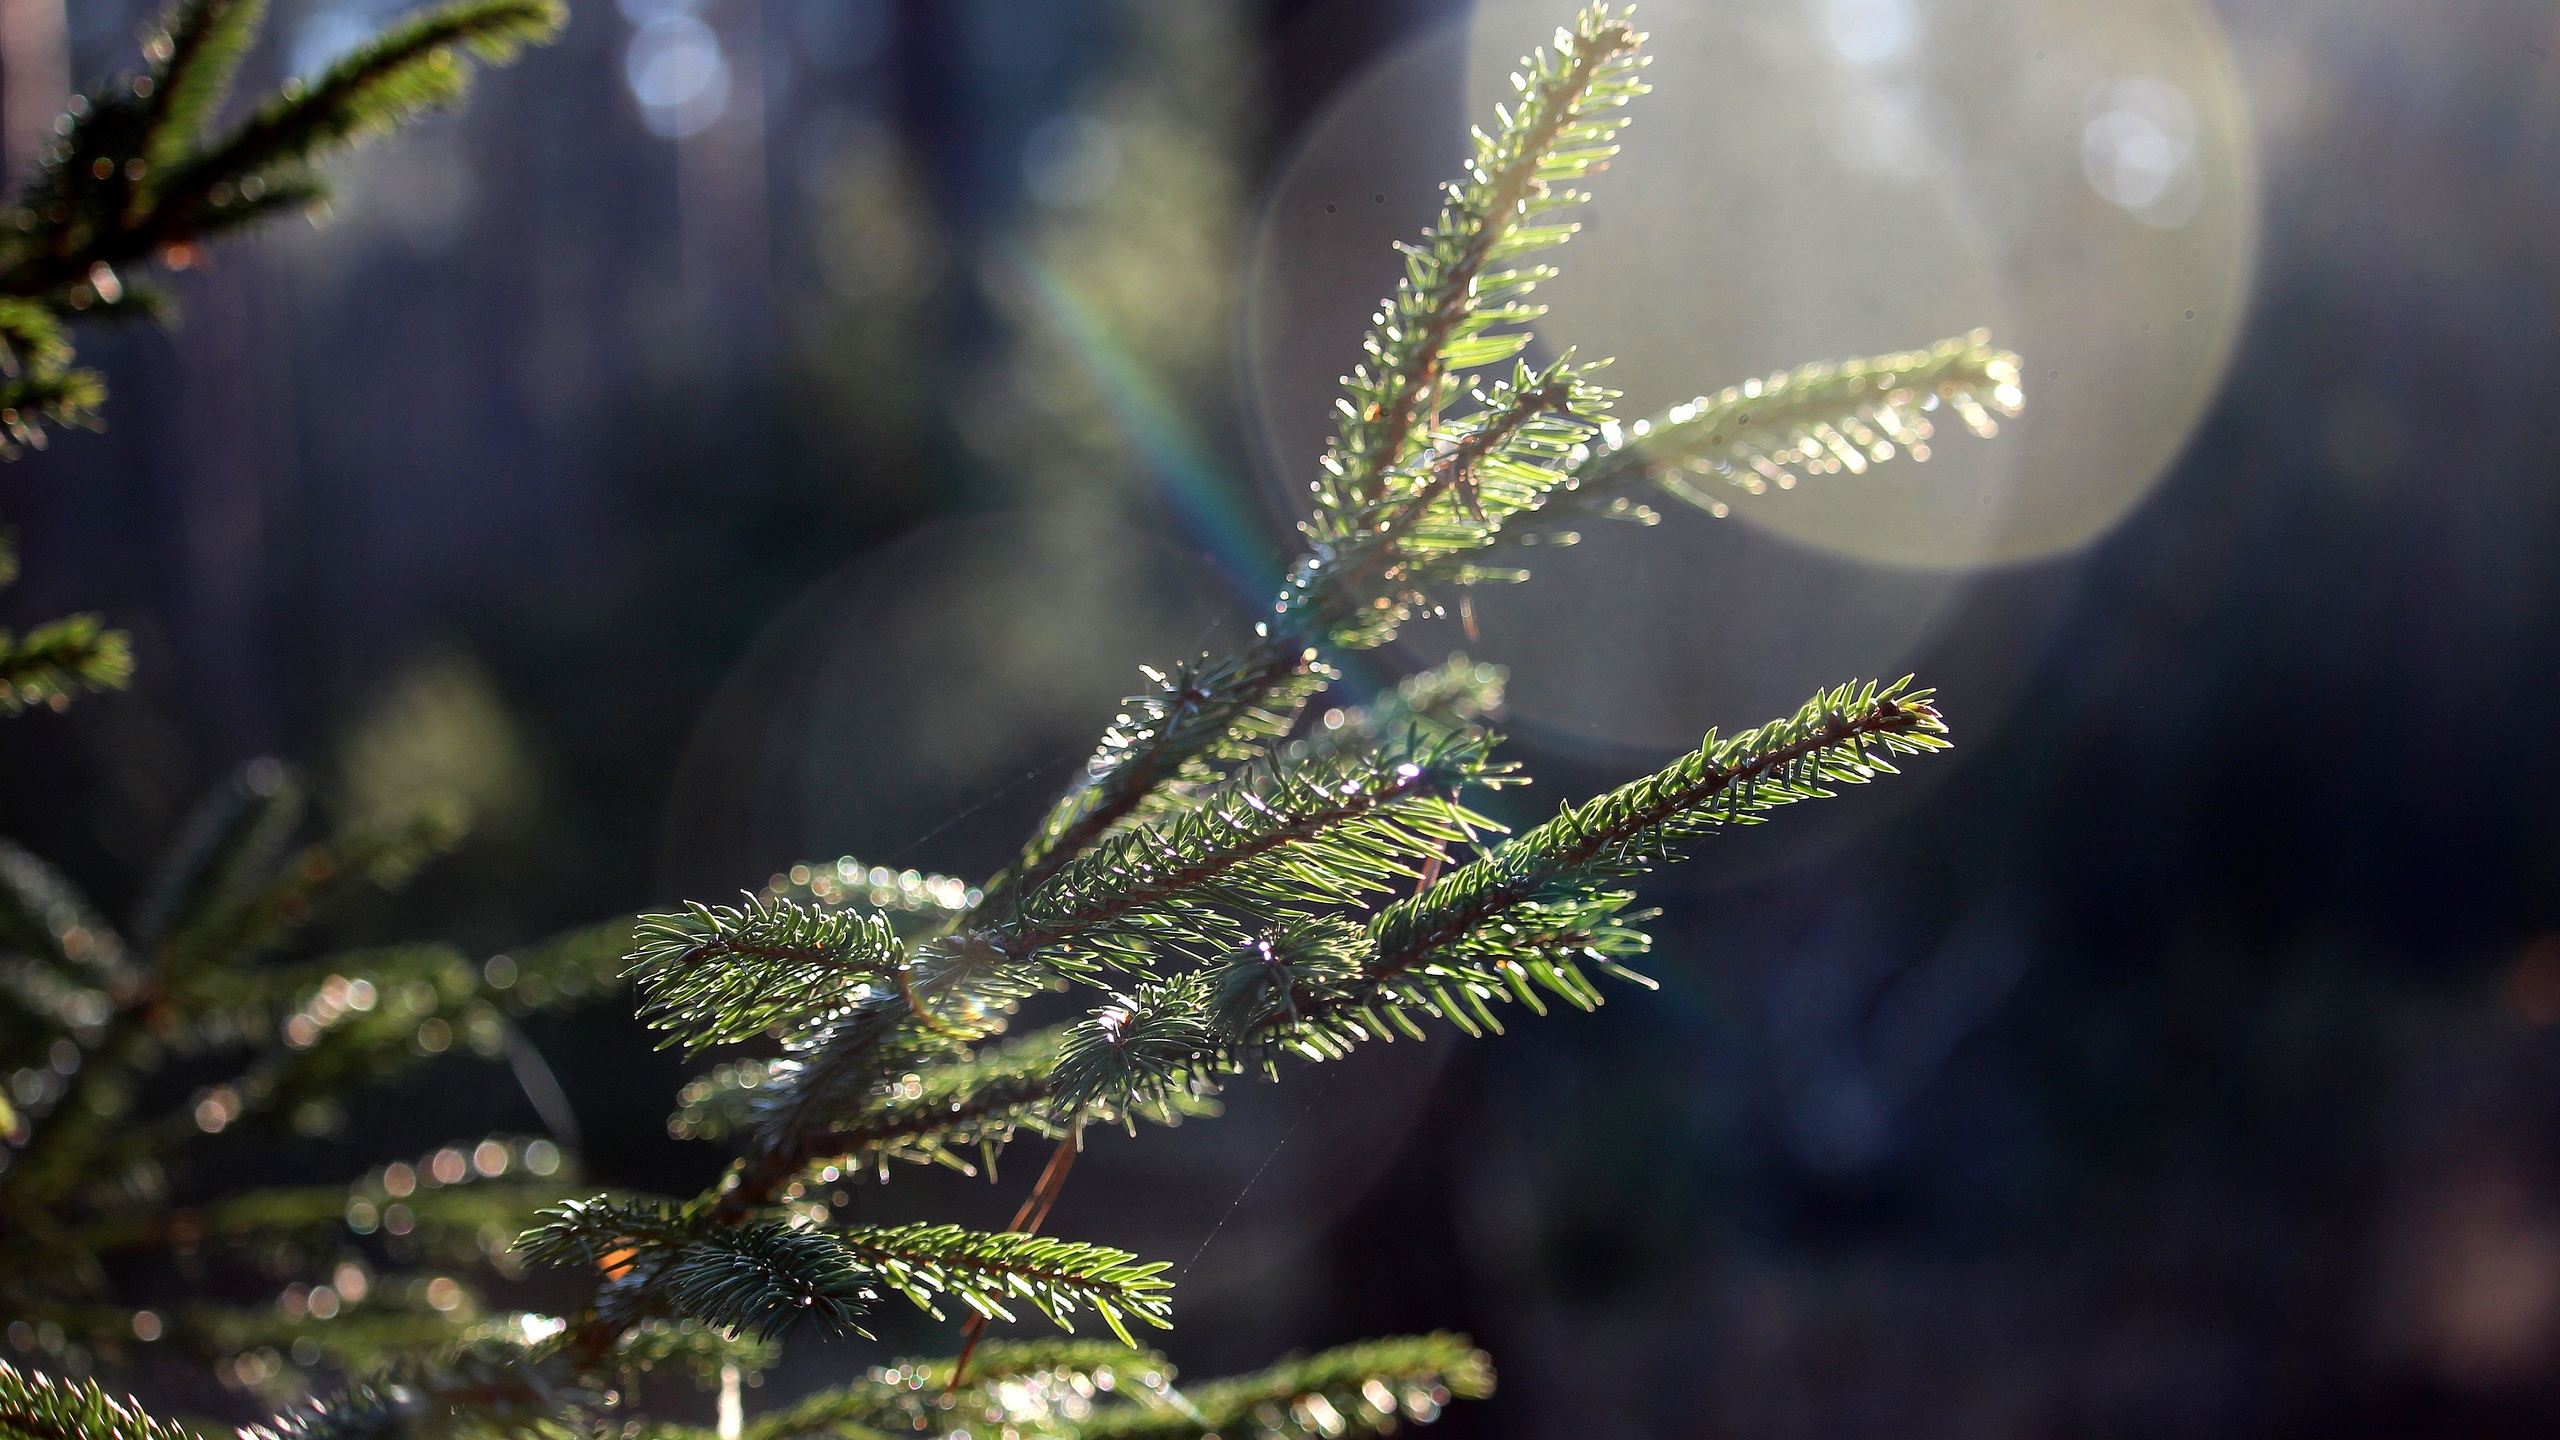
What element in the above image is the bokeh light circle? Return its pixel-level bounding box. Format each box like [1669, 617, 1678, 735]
[1460, 0, 2259, 569]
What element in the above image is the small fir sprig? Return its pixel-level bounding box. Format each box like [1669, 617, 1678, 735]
[0, 1360, 204, 1440]
[0, 758, 629, 1398]
[0, 0, 564, 717]
[1528, 329, 2023, 534]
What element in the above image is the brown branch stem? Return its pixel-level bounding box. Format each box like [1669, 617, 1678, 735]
[947, 1126, 1082, 1392]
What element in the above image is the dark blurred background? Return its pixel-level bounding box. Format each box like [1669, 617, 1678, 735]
[6, 0, 2560, 1434]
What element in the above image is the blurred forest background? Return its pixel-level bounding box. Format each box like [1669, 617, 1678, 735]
[5, 0, 2560, 1435]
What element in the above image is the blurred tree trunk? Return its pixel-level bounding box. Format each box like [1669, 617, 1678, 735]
[0, 0, 66, 192]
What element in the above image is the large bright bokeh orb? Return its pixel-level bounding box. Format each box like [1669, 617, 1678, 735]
[1460, 0, 2258, 568]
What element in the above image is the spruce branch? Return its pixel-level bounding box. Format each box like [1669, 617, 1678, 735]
[820, 1026, 1077, 1167]
[994, 645, 1335, 906]
[973, 13, 1645, 870]
[0, 838, 132, 991]
[518, 1194, 694, 1270]
[836, 1223, 1173, 1344]
[756, 1336, 1484, 1440]
[983, 691, 1943, 1103]
[673, 1028, 1051, 1159]
[942, 1124, 1086, 1386]
[0, 299, 104, 455]
[0, 301, 72, 377]
[1047, 976, 1219, 1119]
[630, 898, 903, 1054]
[428, 13, 2010, 1429]
[44, 756, 470, 1001]
[1163, 684, 1949, 1067]
[1205, 914, 1377, 1055]
[1321, 9, 1646, 511]
[7, 859, 614, 1222]
[522, 1197, 877, 1340]
[0, 615, 132, 714]
[165, 945, 511, 1119]
[1290, 359, 1608, 650]
[970, 20, 2024, 882]
[0, 1361, 203, 1440]
[671, 1024, 1210, 1183]
[130, 758, 304, 948]
[706, 728, 1513, 1189]
[523, 1204, 1170, 1346]
[990, 728, 1510, 972]
[4, 0, 562, 298]
[166, 0, 564, 208]
[689, 730, 1507, 1217]
[1364, 679, 1946, 990]
[653, 1225, 878, 1340]
[134, 0, 266, 180]
[155, 797, 470, 978]
[712, 1003, 966, 1217]
[0, 373, 108, 457]
[715, 919, 1073, 1205]
[0, 0, 565, 758]
[182, 1306, 494, 1386]
[54, 1164, 576, 1262]
[236, 1388, 424, 1440]
[1528, 331, 2025, 536]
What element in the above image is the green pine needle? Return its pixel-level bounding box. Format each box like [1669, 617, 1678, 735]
[522, 1203, 1169, 1344]
[0, 1360, 202, 1440]
[630, 898, 904, 1053]
[1530, 330, 2026, 535]
[0, 615, 132, 714]
[175, 0, 565, 202]
[998, 646, 1337, 903]
[1319, 8, 1647, 514]
[836, 1223, 1173, 1343]
[992, 727, 1512, 974]
[1353, 680, 1947, 1028]
[522, 1196, 878, 1340]
[138, 0, 270, 177]
[656, 1224, 879, 1340]
[1047, 975, 1220, 1119]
